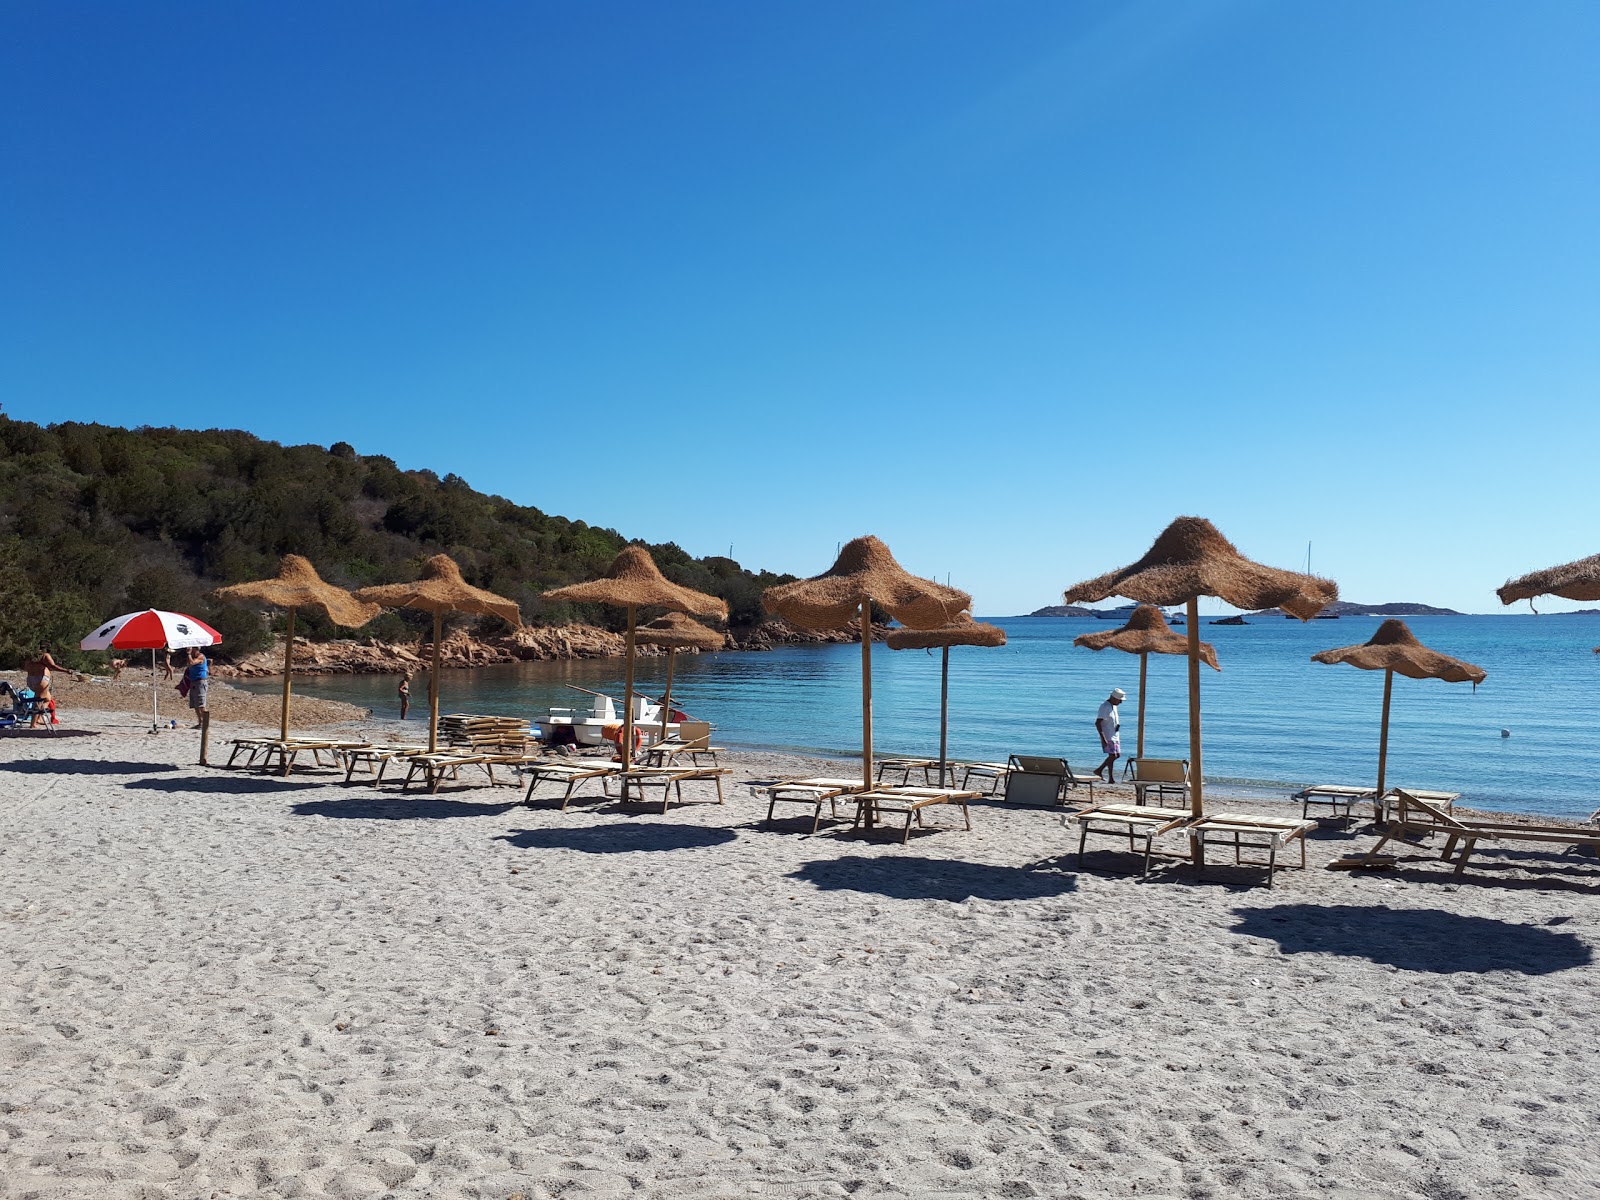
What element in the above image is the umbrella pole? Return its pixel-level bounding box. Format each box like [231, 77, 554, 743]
[1137, 652, 1148, 759]
[151, 650, 159, 731]
[428, 610, 442, 753]
[622, 604, 637, 769]
[938, 645, 950, 788]
[1186, 597, 1203, 818]
[1376, 667, 1394, 808]
[860, 604, 874, 791]
[659, 648, 675, 744]
[279, 608, 295, 743]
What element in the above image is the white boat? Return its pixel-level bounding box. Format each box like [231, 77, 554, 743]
[543, 685, 683, 748]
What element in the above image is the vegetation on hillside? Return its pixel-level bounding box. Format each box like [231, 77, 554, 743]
[0, 414, 795, 669]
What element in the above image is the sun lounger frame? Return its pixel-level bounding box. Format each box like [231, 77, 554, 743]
[849, 786, 979, 844]
[1365, 790, 1600, 877]
[1191, 812, 1316, 887]
[757, 777, 870, 833]
[1069, 803, 1193, 879]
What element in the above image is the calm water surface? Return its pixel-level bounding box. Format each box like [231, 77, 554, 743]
[242, 615, 1600, 819]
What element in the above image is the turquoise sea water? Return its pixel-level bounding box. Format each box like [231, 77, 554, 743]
[240, 615, 1600, 819]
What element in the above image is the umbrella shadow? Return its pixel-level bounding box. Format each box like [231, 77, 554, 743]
[497, 824, 737, 854]
[292, 797, 522, 819]
[126, 776, 324, 795]
[790, 855, 1077, 902]
[1, 759, 177, 775]
[1232, 904, 1593, 975]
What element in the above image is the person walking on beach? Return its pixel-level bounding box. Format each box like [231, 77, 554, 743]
[1094, 688, 1125, 782]
[398, 671, 411, 720]
[183, 647, 210, 729]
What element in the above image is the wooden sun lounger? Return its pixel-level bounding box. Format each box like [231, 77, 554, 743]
[336, 744, 429, 784]
[849, 787, 980, 844]
[1291, 784, 1376, 822]
[227, 737, 369, 776]
[1364, 790, 1600, 878]
[1130, 758, 1190, 810]
[874, 758, 935, 786]
[522, 762, 622, 810]
[1376, 788, 1460, 825]
[1191, 812, 1317, 886]
[757, 776, 870, 833]
[1068, 803, 1193, 879]
[956, 761, 1012, 795]
[615, 765, 732, 813]
[401, 751, 502, 795]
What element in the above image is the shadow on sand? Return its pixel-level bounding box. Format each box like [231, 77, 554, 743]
[1232, 904, 1593, 975]
[127, 775, 324, 795]
[1, 758, 176, 775]
[0, 729, 100, 740]
[292, 796, 522, 819]
[498, 824, 737, 854]
[791, 855, 1077, 902]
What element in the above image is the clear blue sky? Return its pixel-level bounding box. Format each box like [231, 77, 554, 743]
[6, 2, 1597, 614]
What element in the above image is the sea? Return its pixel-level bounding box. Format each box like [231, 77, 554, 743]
[237, 614, 1600, 820]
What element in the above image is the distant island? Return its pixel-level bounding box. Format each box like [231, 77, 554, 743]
[1023, 600, 1464, 619]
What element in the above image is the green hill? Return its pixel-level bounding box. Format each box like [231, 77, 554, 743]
[0, 413, 795, 669]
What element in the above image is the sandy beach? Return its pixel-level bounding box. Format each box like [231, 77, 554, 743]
[3, 708, 1598, 1200]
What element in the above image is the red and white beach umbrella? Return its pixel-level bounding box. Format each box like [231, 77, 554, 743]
[81, 610, 221, 652]
[81, 610, 222, 730]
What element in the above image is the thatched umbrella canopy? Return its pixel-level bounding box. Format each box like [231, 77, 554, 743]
[764, 536, 970, 787]
[634, 612, 726, 743]
[1497, 553, 1600, 608]
[355, 555, 521, 752]
[1073, 605, 1219, 759]
[543, 546, 727, 767]
[213, 555, 381, 742]
[886, 613, 1006, 786]
[1065, 517, 1336, 815]
[1312, 619, 1484, 802]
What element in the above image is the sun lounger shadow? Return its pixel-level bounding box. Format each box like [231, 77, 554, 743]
[1231, 904, 1592, 975]
[497, 825, 737, 854]
[292, 797, 523, 819]
[127, 776, 324, 794]
[790, 856, 1076, 902]
[1, 759, 177, 775]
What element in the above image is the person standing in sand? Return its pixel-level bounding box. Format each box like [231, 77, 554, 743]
[22, 648, 62, 727]
[1094, 687, 1125, 782]
[398, 671, 411, 720]
[183, 647, 210, 729]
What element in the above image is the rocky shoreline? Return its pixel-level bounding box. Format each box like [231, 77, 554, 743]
[211, 618, 884, 678]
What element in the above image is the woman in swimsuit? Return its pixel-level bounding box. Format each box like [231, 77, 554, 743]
[22, 648, 62, 728]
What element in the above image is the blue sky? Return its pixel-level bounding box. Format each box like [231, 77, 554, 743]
[5, 2, 1597, 614]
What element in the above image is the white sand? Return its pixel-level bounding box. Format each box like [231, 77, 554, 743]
[2, 710, 1598, 1199]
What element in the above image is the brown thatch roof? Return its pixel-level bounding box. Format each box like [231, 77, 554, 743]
[354, 554, 521, 625]
[1073, 604, 1219, 670]
[212, 554, 381, 629]
[885, 612, 1006, 651]
[541, 546, 728, 619]
[634, 611, 725, 651]
[1063, 517, 1337, 620]
[1497, 553, 1600, 606]
[762, 536, 971, 631]
[1311, 619, 1485, 684]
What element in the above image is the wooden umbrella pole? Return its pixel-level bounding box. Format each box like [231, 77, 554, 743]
[938, 645, 950, 788]
[1137, 651, 1148, 759]
[622, 604, 637, 770]
[860, 604, 874, 789]
[428, 610, 442, 753]
[1186, 597, 1203, 818]
[1376, 667, 1394, 803]
[659, 648, 675, 744]
[279, 608, 295, 743]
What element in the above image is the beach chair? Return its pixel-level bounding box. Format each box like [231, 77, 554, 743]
[1190, 813, 1316, 886]
[849, 786, 980, 844]
[615, 764, 732, 813]
[227, 737, 368, 776]
[1363, 790, 1600, 878]
[337, 743, 429, 784]
[1375, 788, 1460, 825]
[1068, 803, 1193, 879]
[956, 761, 1013, 795]
[401, 751, 503, 795]
[643, 721, 725, 768]
[1130, 758, 1189, 809]
[1291, 784, 1375, 823]
[757, 776, 870, 833]
[1001, 755, 1097, 807]
[522, 761, 622, 810]
[874, 758, 934, 786]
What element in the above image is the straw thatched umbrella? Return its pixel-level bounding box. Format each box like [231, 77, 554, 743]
[355, 555, 521, 752]
[634, 612, 726, 743]
[886, 613, 1005, 787]
[1073, 605, 1219, 759]
[1064, 517, 1337, 816]
[542, 546, 728, 768]
[764, 536, 970, 788]
[212, 555, 381, 742]
[1497, 553, 1600, 609]
[1312, 619, 1485, 800]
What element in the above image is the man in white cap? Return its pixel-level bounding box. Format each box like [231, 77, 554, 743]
[1094, 688, 1126, 782]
